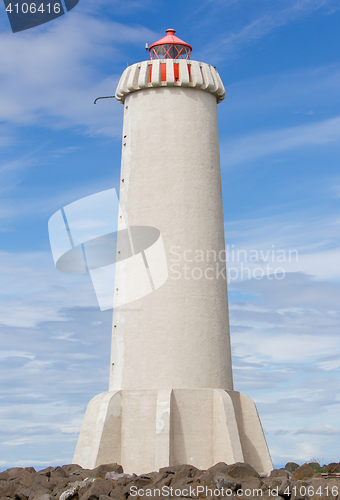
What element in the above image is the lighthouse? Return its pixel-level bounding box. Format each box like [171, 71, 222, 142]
[73, 29, 273, 475]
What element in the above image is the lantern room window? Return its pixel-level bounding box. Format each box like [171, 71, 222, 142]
[149, 29, 192, 61]
[151, 44, 191, 60]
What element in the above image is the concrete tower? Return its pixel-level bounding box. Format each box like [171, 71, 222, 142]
[73, 29, 273, 475]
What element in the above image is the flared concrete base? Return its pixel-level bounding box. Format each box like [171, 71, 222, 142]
[73, 389, 273, 476]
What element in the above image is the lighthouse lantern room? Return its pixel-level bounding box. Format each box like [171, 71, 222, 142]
[149, 28, 192, 60]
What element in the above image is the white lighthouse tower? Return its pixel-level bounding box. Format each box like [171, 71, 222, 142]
[73, 29, 273, 475]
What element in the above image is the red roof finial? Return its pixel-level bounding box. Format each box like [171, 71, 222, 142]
[149, 29, 192, 60]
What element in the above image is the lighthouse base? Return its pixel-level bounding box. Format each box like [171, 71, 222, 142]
[73, 389, 273, 476]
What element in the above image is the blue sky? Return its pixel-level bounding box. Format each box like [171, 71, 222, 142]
[1, 0, 340, 470]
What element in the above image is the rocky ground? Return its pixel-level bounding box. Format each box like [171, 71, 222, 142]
[0, 461, 340, 500]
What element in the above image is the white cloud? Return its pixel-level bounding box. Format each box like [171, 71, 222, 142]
[203, 0, 335, 61]
[0, 250, 98, 327]
[225, 210, 340, 465]
[296, 423, 340, 435]
[50, 331, 81, 342]
[221, 115, 340, 166]
[222, 64, 340, 124]
[232, 331, 340, 364]
[224, 210, 340, 282]
[0, 12, 156, 136]
[0, 350, 35, 360]
[0, 302, 112, 468]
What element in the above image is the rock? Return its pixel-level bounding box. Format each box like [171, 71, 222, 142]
[292, 464, 317, 481]
[50, 467, 67, 481]
[68, 468, 89, 482]
[104, 473, 133, 481]
[227, 462, 260, 479]
[15, 485, 31, 500]
[31, 474, 50, 491]
[151, 469, 175, 488]
[37, 468, 54, 478]
[308, 477, 339, 500]
[211, 472, 241, 492]
[0, 479, 21, 497]
[24, 469, 36, 475]
[159, 464, 200, 483]
[62, 465, 84, 476]
[289, 479, 311, 500]
[237, 476, 266, 500]
[1, 461, 339, 500]
[169, 467, 204, 495]
[109, 475, 139, 499]
[3, 468, 25, 481]
[240, 476, 264, 489]
[263, 474, 291, 495]
[277, 478, 291, 496]
[261, 495, 284, 500]
[0, 472, 9, 482]
[88, 465, 123, 480]
[28, 487, 52, 500]
[208, 462, 231, 475]
[123, 473, 148, 486]
[195, 470, 214, 488]
[285, 462, 299, 473]
[270, 468, 290, 478]
[59, 483, 82, 500]
[308, 462, 320, 471]
[17, 471, 36, 488]
[56, 478, 95, 500]
[79, 479, 114, 500]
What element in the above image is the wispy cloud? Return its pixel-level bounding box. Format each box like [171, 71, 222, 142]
[221, 115, 340, 166]
[230, 271, 340, 465]
[0, 12, 156, 136]
[202, 0, 335, 61]
[0, 303, 112, 468]
[0, 350, 35, 360]
[222, 64, 340, 121]
[0, 250, 99, 327]
[0, 142, 49, 194]
[296, 423, 340, 435]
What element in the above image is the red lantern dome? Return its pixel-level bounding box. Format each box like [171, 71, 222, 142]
[149, 29, 192, 60]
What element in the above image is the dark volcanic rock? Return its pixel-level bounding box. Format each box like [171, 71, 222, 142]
[270, 468, 290, 478]
[36, 468, 54, 479]
[87, 465, 123, 480]
[228, 462, 260, 479]
[79, 478, 114, 500]
[0, 460, 339, 500]
[0, 480, 21, 498]
[286, 462, 299, 473]
[0, 471, 10, 481]
[4, 470, 25, 482]
[292, 463, 317, 481]
[158, 464, 200, 482]
[207, 462, 231, 475]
